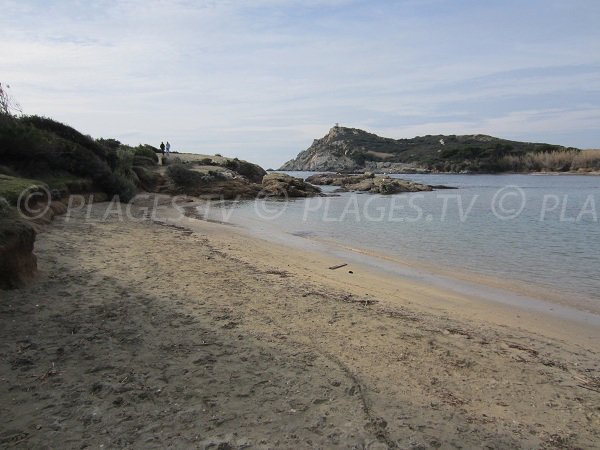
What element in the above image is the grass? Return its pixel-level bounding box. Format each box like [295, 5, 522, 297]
[500, 150, 600, 172]
[0, 174, 47, 206]
[572, 149, 600, 171]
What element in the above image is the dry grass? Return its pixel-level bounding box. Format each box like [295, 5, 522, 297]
[501, 150, 600, 172]
[572, 149, 600, 170]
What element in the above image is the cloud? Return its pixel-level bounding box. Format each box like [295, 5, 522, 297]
[1, 0, 599, 168]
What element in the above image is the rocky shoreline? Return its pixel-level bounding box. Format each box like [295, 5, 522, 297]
[305, 172, 454, 194]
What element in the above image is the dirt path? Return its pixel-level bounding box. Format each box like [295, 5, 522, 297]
[1, 204, 599, 449]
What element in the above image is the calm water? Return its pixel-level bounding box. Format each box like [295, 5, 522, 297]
[201, 173, 600, 303]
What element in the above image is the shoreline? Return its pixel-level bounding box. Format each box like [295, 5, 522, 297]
[171, 203, 600, 346]
[2, 199, 599, 448]
[280, 169, 600, 176]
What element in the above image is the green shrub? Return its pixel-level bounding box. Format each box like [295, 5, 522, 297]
[0, 115, 152, 201]
[101, 172, 137, 202]
[132, 155, 156, 167]
[167, 164, 224, 188]
[134, 145, 158, 163]
[96, 138, 121, 150]
[22, 115, 108, 160]
[116, 148, 134, 174]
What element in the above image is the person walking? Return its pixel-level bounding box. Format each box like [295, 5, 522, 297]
[160, 141, 165, 154]
[166, 141, 171, 154]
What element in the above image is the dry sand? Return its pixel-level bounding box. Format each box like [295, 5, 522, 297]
[1, 198, 599, 449]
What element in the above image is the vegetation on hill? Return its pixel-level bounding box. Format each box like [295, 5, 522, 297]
[0, 114, 138, 201]
[280, 126, 598, 173]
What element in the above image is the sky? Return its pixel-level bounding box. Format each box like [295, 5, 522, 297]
[1, 0, 599, 168]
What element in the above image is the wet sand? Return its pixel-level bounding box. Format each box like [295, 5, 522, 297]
[1, 199, 599, 449]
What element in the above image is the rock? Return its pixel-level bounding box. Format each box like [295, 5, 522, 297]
[261, 173, 322, 198]
[280, 126, 361, 172]
[306, 173, 438, 194]
[166, 164, 262, 199]
[221, 158, 267, 183]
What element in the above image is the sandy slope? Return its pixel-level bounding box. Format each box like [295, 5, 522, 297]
[1, 200, 599, 449]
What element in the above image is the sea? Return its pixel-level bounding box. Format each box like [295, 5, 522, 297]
[197, 173, 600, 316]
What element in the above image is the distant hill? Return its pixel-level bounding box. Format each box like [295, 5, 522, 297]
[280, 126, 583, 173]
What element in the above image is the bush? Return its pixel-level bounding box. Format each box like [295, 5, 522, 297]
[132, 155, 156, 167]
[167, 164, 224, 189]
[134, 145, 158, 163]
[115, 148, 134, 174]
[22, 115, 108, 160]
[101, 172, 137, 202]
[0, 115, 159, 201]
[96, 138, 121, 150]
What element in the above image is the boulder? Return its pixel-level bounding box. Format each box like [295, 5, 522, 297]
[261, 173, 322, 198]
[222, 159, 267, 183]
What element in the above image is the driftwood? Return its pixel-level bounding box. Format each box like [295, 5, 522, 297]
[328, 263, 348, 270]
[574, 375, 600, 393]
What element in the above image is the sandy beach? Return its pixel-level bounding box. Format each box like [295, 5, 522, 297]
[1, 198, 599, 449]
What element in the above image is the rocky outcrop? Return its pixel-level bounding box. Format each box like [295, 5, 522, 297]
[261, 173, 322, 197]
[306, 173, 442, 195]
[166, 164, 322, 199]
[0, 202, 37, 289]
[223, 159, 267, 184]
[280, 126, 363, 172]
[166, 165, 262, 199]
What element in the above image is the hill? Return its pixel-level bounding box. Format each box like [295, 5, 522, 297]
[279, 126, 595, 173]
